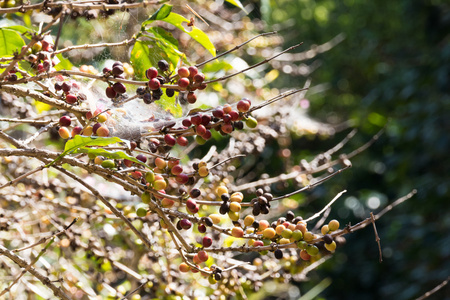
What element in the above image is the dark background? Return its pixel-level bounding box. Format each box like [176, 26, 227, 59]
[249, 0, 450, 299]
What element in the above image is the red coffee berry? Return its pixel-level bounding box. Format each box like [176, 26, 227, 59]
[178, 67, 190, 78]
[188, 66, 198, 78]
[187, 92, 197, 104]
[59, 116, 71, 127]
[146, 67, 158, 79]
[65, 94, 77, 104]
[148, 78, 161, 90]
[202, 236, 212, 248]
[191, 114, 202, 126]
[105, 86, 117, 98]
[237, 99, 251, 112]
[177, 136, 188, 146]
[113, 82, 126, 94]
[164, 134, 176, 147]
[178, 77, 190, 89]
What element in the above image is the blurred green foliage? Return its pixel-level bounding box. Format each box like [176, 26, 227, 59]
[256, 0, 450, 299]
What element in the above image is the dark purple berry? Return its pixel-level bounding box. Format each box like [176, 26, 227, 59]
[113, 82, 126, 94]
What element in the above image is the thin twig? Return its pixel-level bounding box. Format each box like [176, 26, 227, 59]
[0, 245, 71, 300]
[415, 276, 450, 300]
[304, 190, 346, 223]
[370, 212, 382, 263]
[195, 31, 277, 68]
[204, 43, 304, 84]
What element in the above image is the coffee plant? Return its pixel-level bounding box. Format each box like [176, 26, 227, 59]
[0, 1, 416, 299]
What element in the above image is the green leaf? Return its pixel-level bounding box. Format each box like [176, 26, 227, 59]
[72, 148, 151, 169]
[148, 4, 173, 20]
[130, 38, 185, 80]
[202, 60, 233, 73]
[0, 28, 25, 58]
[157, 90, 182, 118]
[54, 53, 73, 71]
[225, 0, 248, 13]
[46, 135, 123, 167]
[143, 12, 216, 57]
[3, 25, 34, 39]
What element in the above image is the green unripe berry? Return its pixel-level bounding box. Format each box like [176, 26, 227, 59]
[195, 135, 206, 145]
[228, 211, 240, 222]
[245, 116, 258, 128]
[297, 240, 308, 250]
[291, 230, 303, 241]
[281, 229, 293, 239]
[101, 159, 115, 169]
[136, 206, 147, 217]
[306, 244, 319, 256]
[145, 170, 155, 182]
[141, 191, 151, 204]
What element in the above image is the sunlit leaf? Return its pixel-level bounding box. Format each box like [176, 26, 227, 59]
[54, 53, 73, 71]
[143, 12, 216, 57]
[46, 136, 123, 167]
[2, 25, 34, 39]
[148, 3, 173, 20]
[72, 148, 151, 168]
[157, 90, 183, 118]
[225, 0, 247, 13]
[0, 28, 25, 58]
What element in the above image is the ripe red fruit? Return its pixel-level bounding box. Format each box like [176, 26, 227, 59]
[187, 92, 197, 104]
[112, 65, 124, 76]
[182, 119, 192, 127]
[213, 108, 224, 118]
[198, 224, 207, 233]
[164, 134, 176, 147]
[71, 126, 82, 137]
[222, 114, 232, 123]
[202, 130, 212, 140]
[112, 82, 126, 94]
[193, 73, 205, 83]
[59, 116, 71, 127]
[186, 199, 197, 210]
[191, 114, 202, 126]
[176, 136, 188, 146]
[146, 67, 158, 79]
[92, 123, 102, 134]
[105, 86, 117, 98]
[180, 219, 192, 230]
[131, 171, 142, 179]
[221, 123, 233, 134]
[237, 99, 251, 112]
[202, 236, 212, 248]
[253, 240, 264, 247]
[188, 66, 198, 78]
[65, 94, 77, 104]
[201, 115, 211, 126]
[178, 77, 190, 89]
[148, 78, 161, 90]
[223, 104, 232, 114]
[188, 205, 199, 214]
[61, 82, 71, 93]
[123, 159, 133, 167]
[178, 67, 190, 78]
[197, 250, 208, 262]
[196, 125, 207, 136]
[136, 154, 147, 163]
[171, 165, 183, 176]
[175, 173, 189, 184]
[229, 110, 240, 121]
